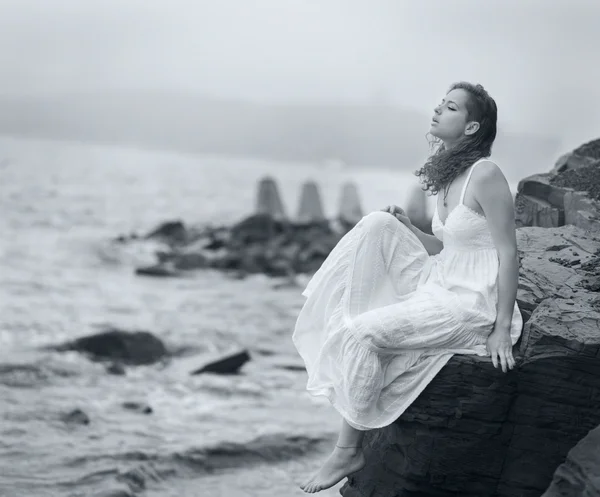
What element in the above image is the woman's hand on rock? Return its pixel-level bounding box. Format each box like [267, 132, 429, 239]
[381, 205, 412, 229]
[486, 327, 516, 373]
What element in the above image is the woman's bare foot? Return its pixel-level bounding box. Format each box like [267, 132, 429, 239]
[300, 445, 366, 493]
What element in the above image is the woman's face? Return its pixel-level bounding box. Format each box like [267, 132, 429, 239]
[429, 88, 476, 144]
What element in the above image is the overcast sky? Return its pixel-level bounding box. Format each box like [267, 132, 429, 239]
[0, 0, 598, 149]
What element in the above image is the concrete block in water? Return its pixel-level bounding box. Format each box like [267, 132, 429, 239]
[256, 176, 287, 220]
[296, 180, 326, 223]
[337, 182, 363, 224]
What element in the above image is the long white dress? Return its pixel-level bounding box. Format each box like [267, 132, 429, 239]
[292, 158, 523, 431]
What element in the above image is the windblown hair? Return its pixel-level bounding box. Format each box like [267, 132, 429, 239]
[414, 82, 498, 202]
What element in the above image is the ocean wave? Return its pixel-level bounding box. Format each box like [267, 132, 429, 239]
[54, 433, 330, 495]
[0, 361, 79, 388]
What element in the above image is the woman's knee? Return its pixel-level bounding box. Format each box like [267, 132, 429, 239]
[359, 211, 395, 233]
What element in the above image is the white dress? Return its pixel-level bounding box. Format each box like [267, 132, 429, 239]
[292, 158, 523, 431]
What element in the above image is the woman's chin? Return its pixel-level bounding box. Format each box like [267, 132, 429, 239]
[428, 126, 440, 138]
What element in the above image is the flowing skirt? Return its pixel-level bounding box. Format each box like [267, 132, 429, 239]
[292, 211, 487, 430]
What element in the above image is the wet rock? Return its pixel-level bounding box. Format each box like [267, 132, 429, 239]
[106, 362, 126, 375]
[135, 263, 182, 277]
[230, 213, 287, 244]
[144, 220, 187, 244]
[341, 225, 600, 497]
[542, 424, 600, 497]
[62, 408, 90, 425]
[122, 402, 153, 414]
[191, 350, 251, 375]
[55, 328, 168, 366]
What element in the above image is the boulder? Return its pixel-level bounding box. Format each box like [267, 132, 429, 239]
[144, 220, 187, 244]
[190, 350, 251, 375]
[54, 329, 168, 365]
[551, 152, 597, 175]
[341, 225, 600, 497]
[61, 408, 90, 426]
[542, 424, 600, 497]
[551, 138, 600, 175]
[516, 165, 600, 232]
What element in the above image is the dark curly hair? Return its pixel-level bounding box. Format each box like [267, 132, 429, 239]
[414, 82, 498, 203]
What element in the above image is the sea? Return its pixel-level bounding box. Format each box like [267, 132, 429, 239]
[0, 135, 441, 497]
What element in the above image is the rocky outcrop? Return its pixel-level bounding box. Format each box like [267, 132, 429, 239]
[341, 225, 600, 497]
[53, 328, 168, 365]
[134, 214, 345, 278]
[515, 138, 600, 231]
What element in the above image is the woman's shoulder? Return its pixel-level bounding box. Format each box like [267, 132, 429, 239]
[471, 158, 510, 191]
[473, 157, 504, 178]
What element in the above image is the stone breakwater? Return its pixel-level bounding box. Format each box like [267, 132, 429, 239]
[117, 176, 432, 280]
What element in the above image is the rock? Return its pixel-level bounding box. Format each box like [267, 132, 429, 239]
[337, 181, 364, 226]
[515, 173, 572, 228]
[61, 408, 90, 425]
[563, 190, 600, 232]
[106, 362, 126, 375]
[122, 401, 153, 414]
[551, 152, 598, 175]
[230, 213, 287, 244]
[190, 350, 251, 375]
[256, 176, 287, 221]
[542, 424, 600, 497]
[135, 263, 181, 277]
[144, 220, 187, 244]
[516, 165, 600, 232]
[171, 252, 209, 270]
[55, 329, 168, 365]
[297, 180, 326, 224]
[341, 225, 600, 497]
[515, 192, 563, 228]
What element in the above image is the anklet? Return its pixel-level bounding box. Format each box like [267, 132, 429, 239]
[335, 443, 362, 449]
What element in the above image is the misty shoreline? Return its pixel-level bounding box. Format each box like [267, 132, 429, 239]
[0, 93, 561, 177]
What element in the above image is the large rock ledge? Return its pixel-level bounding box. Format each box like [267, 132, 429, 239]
[341, 225, 600, 497]
[515, 138, 600, 232]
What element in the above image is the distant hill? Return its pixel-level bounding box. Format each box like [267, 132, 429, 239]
[0, 91, 561, 181]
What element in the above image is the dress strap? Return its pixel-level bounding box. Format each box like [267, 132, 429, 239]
[459, 158, 489, 205]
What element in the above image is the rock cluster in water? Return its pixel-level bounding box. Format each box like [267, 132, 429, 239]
[126, 176, 431, 279]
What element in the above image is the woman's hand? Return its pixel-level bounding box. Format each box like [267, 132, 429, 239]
[486, 325, 516, 373]
[381, 205, 413, 230]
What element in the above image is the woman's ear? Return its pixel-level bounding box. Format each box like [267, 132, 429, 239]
[465, 121, 480, 136]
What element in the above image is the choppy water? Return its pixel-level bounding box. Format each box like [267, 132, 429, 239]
[0, 136, 432, 497]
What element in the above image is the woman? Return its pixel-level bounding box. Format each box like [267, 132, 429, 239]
[292, 82, 523, 493]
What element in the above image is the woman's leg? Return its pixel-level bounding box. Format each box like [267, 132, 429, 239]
[300, 418, 366, 493]
[299, 212, 428, 493]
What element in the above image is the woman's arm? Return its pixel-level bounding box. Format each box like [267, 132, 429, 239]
[473, 161, 519, 331]
[409, 224, 443, 256]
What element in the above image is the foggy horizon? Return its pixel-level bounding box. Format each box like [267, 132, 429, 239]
[0, 0, 599, 152]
